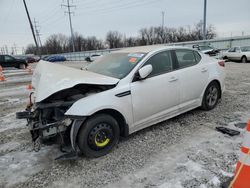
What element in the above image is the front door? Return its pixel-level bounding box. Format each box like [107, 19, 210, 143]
[4, 55, 15, 67]
[130, 50, 180, 130]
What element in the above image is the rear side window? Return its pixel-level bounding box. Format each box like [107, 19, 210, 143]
[235, 47, 241, 52]
[241, 46, 250, 52]
[175, 50, 198, 69]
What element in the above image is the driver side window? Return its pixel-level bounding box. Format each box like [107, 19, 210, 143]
[143, 51, 173, 77]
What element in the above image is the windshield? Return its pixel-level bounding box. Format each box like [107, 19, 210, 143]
[86, 52, 146, 79]
[199, 46, 213, 51]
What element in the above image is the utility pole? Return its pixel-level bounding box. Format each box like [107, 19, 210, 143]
[22, 0, 39, 55]
[33, 19, 43, 48]
[203, 0, 207, 40]
[62, 0, 76, 52]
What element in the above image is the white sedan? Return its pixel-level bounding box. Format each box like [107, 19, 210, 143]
[223, 46, 250, 63]
[17, 45, 225, 158]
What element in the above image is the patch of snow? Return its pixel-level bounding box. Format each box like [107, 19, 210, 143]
[208, 176, 220, 186]
[0, 146, 57, 187]
[0, 141, 21, 153]
[219, 169, 234, 177]
[158, 181, 183, 188]
[0, 112, 26, 132]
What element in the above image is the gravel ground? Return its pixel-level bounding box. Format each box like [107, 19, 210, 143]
[0, 62, 250, 188]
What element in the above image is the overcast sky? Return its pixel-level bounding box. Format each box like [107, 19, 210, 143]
[0, 0, 250, 53]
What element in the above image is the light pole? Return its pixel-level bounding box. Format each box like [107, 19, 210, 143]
[203, 0, 207, 40]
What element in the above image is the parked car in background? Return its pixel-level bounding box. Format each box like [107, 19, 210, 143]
[15, 55, 40, 63]
[222, 46, 250, 63]
[0, 55, 28, 69]
[85, 54, 103, 62]
[44, 55, 66, 62]
[17, 46, 225, 158]
[14, 55, 37, 63]
[193, 45, 220, 57]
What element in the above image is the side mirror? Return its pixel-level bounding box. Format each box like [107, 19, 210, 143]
[138, 64, 152, 80]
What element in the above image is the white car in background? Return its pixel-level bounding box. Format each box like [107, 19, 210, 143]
[223, 46, 250, 63]
[17, 45, 225, 158]
[85, 54, 103, 62]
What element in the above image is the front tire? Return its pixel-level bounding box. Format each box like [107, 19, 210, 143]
[19, 63, 26, 69]
[201, 82, 220, 111]
[241, 56, 247, 63]
[77, 114, 120, 158]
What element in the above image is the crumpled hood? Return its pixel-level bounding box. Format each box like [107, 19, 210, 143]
[32, 61, 119, 102]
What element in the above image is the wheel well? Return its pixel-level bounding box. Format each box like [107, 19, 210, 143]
[241, 55, 247, 60]
[209, 80, 222, 98]
[93, 109, 129, 137]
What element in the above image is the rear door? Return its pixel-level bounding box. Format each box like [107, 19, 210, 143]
[174, 49, 209, 111]
[227, 47, 241, 60]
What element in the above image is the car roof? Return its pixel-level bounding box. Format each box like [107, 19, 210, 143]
[115, 45, 191, 53]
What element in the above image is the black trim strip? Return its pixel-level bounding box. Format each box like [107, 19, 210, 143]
[115, 90, 131, 97]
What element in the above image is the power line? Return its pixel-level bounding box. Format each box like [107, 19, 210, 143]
[61, 0, 76, 52]
[39, 7, 62, 24]
[77, 0, 159, 16]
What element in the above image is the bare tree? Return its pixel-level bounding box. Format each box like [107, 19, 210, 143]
[106, 31, 123, 49]
[43, 34, 69, 54]
[139, 27, 157, 45]
[25, 44, 37, 54]
[25, 22, 217, 55]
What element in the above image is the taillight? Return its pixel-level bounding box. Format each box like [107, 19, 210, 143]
[218, 60, 225, 67]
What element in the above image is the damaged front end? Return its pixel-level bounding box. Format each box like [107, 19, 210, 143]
[16, 61, 119, 158]
[17, 92, 74, 152]
[16, 84, 114, 154]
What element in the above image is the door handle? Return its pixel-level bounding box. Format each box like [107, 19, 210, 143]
[201, 68, 208, 72]
[169, 76, 178, 82]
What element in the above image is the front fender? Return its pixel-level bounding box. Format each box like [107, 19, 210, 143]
[70, 119, 86, 151]
[65, 86, 133, 126]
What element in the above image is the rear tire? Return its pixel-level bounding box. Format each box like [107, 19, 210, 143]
[241, 56, 247, 63]
[201, 82, 220, 111]
[77, 114, 120, 158]
[19, 63, 26, 69]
